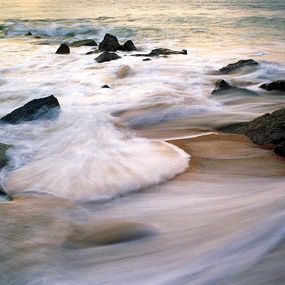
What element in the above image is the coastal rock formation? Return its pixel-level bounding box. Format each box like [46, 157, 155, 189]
[0, 95, 60, 124]
[219, 59, 258, 74]
[95, 52, 121, 63]
[218, 108, 285, 157]
[260, 80, 285, 92]
[98, 33, 121, 52]
[212, 79, 232, 93]
[55, 43, 70, 54]
[274, 142, 285, 157]
[121, 40, 137, 51]
[70, 39, 97, 47]
[133, 48, 187, 57]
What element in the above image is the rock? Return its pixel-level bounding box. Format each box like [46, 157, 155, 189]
[0, 143, 10, 170]
[101, 85, 111, 88]
[121, 40, 137, 51]
[55, 43, 70, 54]
[0, 95, 60, 124]
[219, 59, 258, 74]
[95, 52, 121, 63]
[260, 80, 285, 92]
[218, 108, 285, 145]
[116, 65, 132, 79]
[25, 32, 33, 36]
[274, 141, 285, 157]
[70, 39, 97, 47]
[98, 33, 121, 52]
[143, 58, 151, 61]
[149, 48, 187, 56]
[86, 50, 97, 55]
[212, 79, 232, 93]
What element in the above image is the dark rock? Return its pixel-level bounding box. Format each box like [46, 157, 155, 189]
[219, 59, 258, 74]
[98, 33, 121, 52]
[95, 52, 121, 63]
[212, 79, 232, 93]
[25, 32, 33, 36]
[143, 58, 151, 61]
[0, 143, 10, 170]
[101, 85, 111, 88]
[71, 39, 97, 47]
[260, 80, 285, 92]
[133, 48, 187, 57]
[86, 50, 97, 55]
[121, 40, 137, 51]
[55, 43, 70, 54]
[0, 95, 60, 124]
[274, 141, 285, 157]
[218, 108, 285, 145]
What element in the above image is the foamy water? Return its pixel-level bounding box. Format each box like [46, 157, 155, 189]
[0, 1, 285, 284]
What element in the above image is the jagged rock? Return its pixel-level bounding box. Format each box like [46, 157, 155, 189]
[274, 141, 285, 157]
[98, 33, 121, 52]
[95, 52, 121, 63]
[218, 108, 285, 145]
[212, 79, 232, 93]
[0, 95, 60, 124]
[101, 85, 111, 88]
[55, 43, 70, 54]
[71, 39, 97, 47]
[219, 59, 258, 74]
[121, 40, 137, 51]
[260, 80, 285, 92]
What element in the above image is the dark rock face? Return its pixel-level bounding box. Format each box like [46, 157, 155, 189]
[274, 141, 285, 157]
[101, 85, 111, 88]
[219, 59, 258, 74]
[71, 39, 97, 47]
[95, 52, 121, 63]
[212, 79, 232, 94]
[218, 108, 285, 145]
[55, 43, 70, 54]
[0, 143, 9, 170]
[260, 80, 285, 92]
[122, 40, 137, 51]
[98, 33, 121, 52]
[0, 95, 60, 124]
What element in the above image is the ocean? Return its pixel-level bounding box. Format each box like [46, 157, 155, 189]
[0, 0, 285, 284]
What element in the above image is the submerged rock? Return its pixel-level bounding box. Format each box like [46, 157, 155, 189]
[95, 52, 121, 63]
[55, 43, 70, 54]
[70, 39, 97, 47]
[274, 141, 285, 157]
[0, 95, 60, 124]
[133, 48, 187, 57]
[98, 33, 121, 52]
[212, 79, 232, 93]
[260, 80, 285, 92]
[25, 31, 33, 36]
[143, 58, 151, 61]
[101, 85, 111, 88]
[219, 59, 258, 74]
[121, 40, 137, 51]
[218, 108, 285, 146]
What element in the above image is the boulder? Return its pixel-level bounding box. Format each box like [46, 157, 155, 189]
[212, 79, 232, 93]
[218, 108, 285, 145]
[95, 52, 121, 63]
[0, 95, 60, 124]
[274, 141, 285, 157]
[260, 80, 285, 92]
[101, 85, 111, 88]
[55, 43, 70, 54]
[98, 33, 121, 52]
[25, 31, 33, 36]
[70, 39, 97, 47]
[121, 40, 137, 51]
[219, 59, 258, 74]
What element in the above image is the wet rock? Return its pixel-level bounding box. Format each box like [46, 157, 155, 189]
[212, 79, 232, 93]
[121, 40, 137, 51]
[55, 43, 70, 54]
[98, 33, 121, 52]
[260, 80, 285, 92]
[0, 143, 9, 170]
[101, 85, 111, 88]
[274, 141, 285, 157]
[95, 52, 121, 63]
[86, 50, 98, 55]
[25, 31, 33, 36]
[133, 48, 187, 57]
[0, 95, 60, 124]
[143, 58, 151, 61]
[70, 39, 97, 47]
[219, 59, 258, 74]
[218, 108, 285, 145]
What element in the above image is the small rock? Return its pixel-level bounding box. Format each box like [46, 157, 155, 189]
[98, 33, 121, 52]
[101, 85, 111, 88]
[274, 141, 285, 157]
[55, 43, 70, 54]
[143, 58, 151, 61]
[0, 143, 10, 170]
[260, 80, 285, 92]
[71, 39, 97, 47]
[0, 95, 60, 124]
[121, 40, 137, 51]
[149, 48, 187, 56]
[95, 52, 121, 63]
[219, 59, 258, 74]
[212, 79, 232, 94]
[25, 32, 33, 36]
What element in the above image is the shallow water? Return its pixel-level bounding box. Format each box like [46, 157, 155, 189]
[0, 0, 285, 284]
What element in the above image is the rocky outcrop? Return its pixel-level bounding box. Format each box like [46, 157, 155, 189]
[55, 43, 70, 54]
[260, 80, 285, 92]
[0, 95, 60, 124]
[95, 52, 121, 63]
[121, 40, 137, 51]
[219, 59, 258, 74]
[70, 39, 97, 47]
[98, 33, 121, 52]
[218, 108, 285, 157]
[133, 48, 187, 57]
